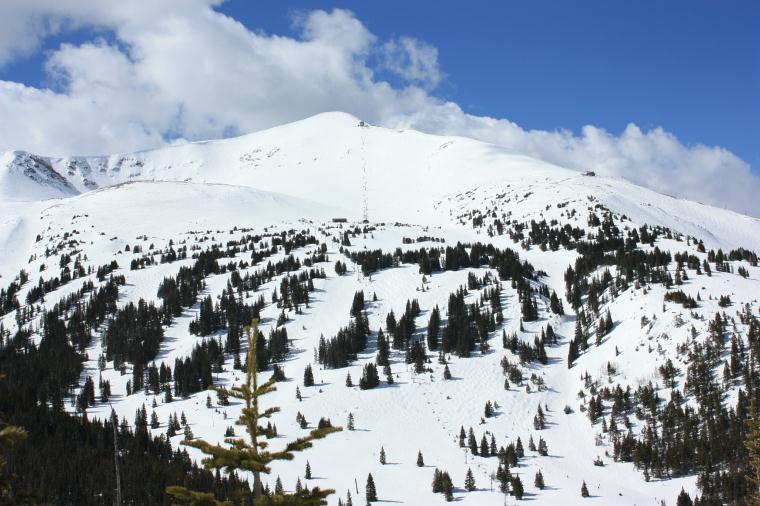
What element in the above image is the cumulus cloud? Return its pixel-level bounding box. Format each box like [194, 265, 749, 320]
[0, 1, 757, 215]
[381, 36, 442, 89]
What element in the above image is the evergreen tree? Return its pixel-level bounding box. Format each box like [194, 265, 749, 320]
[550, 291, 564, 315]
[480, 434, 489, 457]
[379, 446, 386, 465]
[275, 476, 283, 495]
[511, 475, 523, 499]
[496, 464, 510, 494]
[464, 467, 476, 491]
[581, 481, 589, 498]
[417, 451, 424, 467]
[376, 328, 390, 367]
[365, 473, 377, 502]
[359, 363, 379, 390]
[676, 489, 693, 506]
[305, 461, 312, 480]
[567, 338, 578, 368]
[442, 472, 453, 502]
[303, 364, 315, 387]
[383, 364, 393, 385]
[746, 401, 760, 505]
[166, 319, 341, 505]
[538, 437, 548, 456]
[432, 469, 443, 493]
[534, 470, 544, 489]
[427, 306, 440, 351]
[468, 428, 478, 456]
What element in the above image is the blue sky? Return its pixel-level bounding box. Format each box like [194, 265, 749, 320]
[4, 0, 756, 166]
[0, 1, 758, 214]
[228, 0, 760, 166]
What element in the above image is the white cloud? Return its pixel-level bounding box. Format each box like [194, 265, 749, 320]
[0, 2, 757, 215]
[381, 36, 442, 89]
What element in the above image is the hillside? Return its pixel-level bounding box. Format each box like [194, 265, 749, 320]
[0, 113, 757, 505]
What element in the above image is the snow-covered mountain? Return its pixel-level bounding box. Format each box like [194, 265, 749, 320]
[1, 112, 757, 505]
[3, 112, 759, 244]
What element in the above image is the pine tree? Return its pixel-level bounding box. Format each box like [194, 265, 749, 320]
[534, 470, 544, 489]
[379, 446, 386, 464]
[275, 476, 283, 495]
[304, 364, 315, 387]
[416, 450, 424, 467]
[464, 467, 476, 491]
[515, 437, 524, 458]
[468, 428, 478, 455]
[567, 338, 578, 368]
[746, 400, 760, 506]
[581, 481, 589, 497]
[432, 469, 443, 493]
[383, 364, 393, 384]
[166, 415, 177, 438]
[376, 328, 389, 367]
[427, 306, 440, 350]
[550, 291, 564, 315]
[359, 363, 380, 390]
[304, 460, 312, 479]
[480, 434, 489, 457]
[442, 471, 453, 502]
[347, 412, 355, 431]
[496, 464, 510, 494]
[676, 488, 693, 506]
[511, 475, 523, 499]
[538, 437, 548, 456]
[443, 364, 451, 380]
[345, 372, 353, 387]
[575, 317, 585, 350]
[366, 473, 377, 502]
[166, 319, 341, 505]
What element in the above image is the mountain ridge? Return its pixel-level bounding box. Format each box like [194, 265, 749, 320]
[1, 112, 758, 252]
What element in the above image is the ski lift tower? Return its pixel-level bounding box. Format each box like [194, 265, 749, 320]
[358, 120, 369, 223]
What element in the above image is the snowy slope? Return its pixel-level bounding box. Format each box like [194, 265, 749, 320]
[0, 113, 757, 506]
[2, 112, 758, 250]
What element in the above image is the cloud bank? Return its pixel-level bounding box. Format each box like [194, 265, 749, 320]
[0, 1, 757, 215]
